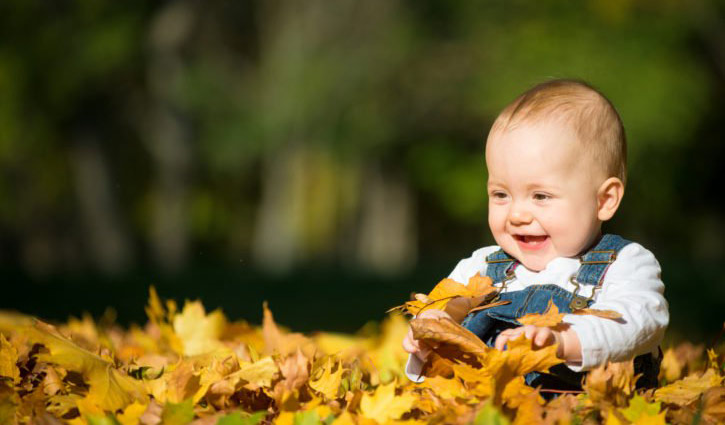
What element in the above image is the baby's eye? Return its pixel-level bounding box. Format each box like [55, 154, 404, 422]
[491, 191, 508, 199]
[533, 193, 551, 201]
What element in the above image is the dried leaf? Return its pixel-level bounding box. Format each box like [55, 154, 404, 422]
[511, 391, 544, 425]
[485, 335, 563, 405]
[172, 301, 226, 357]
[27, 320, 147, 412]
[117, 401, 149, 425]
[583, 360, 636, 407]
[402, 274, 498, 318]
[309, 357, 343, 400]
[571, 308, 622, 320]
[0, 335, 19, 384]
[620, 394, 664, 424]
[517, 300, 564, 327]
[359, 381, 415, 423]
[410, 317, 488, 356]
[655, 368, 723, 405]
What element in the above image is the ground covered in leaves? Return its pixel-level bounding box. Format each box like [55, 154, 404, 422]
[0, 286, 723, 425]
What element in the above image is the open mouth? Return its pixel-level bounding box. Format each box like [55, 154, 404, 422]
[513, 234, 549, 249]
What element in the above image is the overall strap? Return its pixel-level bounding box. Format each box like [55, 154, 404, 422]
[485, 249, 519, 283]
[575, 234, 632, 286]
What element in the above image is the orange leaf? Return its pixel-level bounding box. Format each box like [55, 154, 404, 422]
[583, 360, 636, 407]
[401, 275, 498, 318]
[517, 300, 564, 327]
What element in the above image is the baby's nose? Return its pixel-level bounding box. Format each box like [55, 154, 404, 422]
[508, 210, 533, 225]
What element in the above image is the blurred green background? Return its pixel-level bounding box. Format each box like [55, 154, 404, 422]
[1, 0, 723, 340]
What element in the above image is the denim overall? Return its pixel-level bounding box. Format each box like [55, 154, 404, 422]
[461, 234, 660, 393]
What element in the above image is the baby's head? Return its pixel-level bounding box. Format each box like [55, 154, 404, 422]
[485, 79, 626, 271]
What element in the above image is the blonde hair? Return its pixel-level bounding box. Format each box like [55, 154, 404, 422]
[488, 79, 627, 185]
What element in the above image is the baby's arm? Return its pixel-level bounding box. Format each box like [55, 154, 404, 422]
[559, 243, 668, 370]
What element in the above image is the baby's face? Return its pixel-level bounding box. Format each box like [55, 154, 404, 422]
[485, 120, 604, 271]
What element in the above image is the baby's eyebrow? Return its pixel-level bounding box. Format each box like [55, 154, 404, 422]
[525, 182, 560, 192]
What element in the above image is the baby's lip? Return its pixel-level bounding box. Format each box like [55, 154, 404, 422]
[513, 234, 549, 243]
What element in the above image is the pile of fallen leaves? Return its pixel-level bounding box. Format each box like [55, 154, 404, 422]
[0, 283, 723, 425]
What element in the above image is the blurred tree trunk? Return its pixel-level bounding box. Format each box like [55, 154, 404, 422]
[143, 0, 195, 272]
[355, 164, 417, 274]
[253, 146, 357, 272]
[70, 129, 133, 273]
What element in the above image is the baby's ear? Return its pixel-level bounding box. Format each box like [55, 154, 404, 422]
[597, 177, 624, 221]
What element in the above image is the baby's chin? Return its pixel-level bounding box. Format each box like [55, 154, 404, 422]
[513, 249, 559, 272]
[518, 258, 550, 272]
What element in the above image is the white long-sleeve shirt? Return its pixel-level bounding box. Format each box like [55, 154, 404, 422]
[405, 242, 669, 381]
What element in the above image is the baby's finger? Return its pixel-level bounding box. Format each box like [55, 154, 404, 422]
[523, 325, 537, 340]
[533, 328, 553, 348]
[402, 335, 419, 354]
[494, 333, 508, 351]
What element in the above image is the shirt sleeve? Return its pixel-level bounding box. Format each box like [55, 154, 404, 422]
[404, 245, 499, 381]
[561, 243, 669, 371]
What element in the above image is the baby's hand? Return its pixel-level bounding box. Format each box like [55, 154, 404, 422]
[494, 325, 561, 355]
[402, 309, 452, 361]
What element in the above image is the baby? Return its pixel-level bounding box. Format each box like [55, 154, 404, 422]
[403, 79, 669, 390]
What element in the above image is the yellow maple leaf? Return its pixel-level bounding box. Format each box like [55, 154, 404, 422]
[236, 356, 280, 388]
[620, 394, 666, 425]
[172, 301, 226, 356]
[164, 360, 201, 404]
[330, 410, 356, 425]
[511, 390, 544, 425]
[583, 360, 636, 407]
[420, 375, 469, 400]
[655, 368, 723, 405]
[309, 357, 344, 400]
[27, 321, 147, 412]
[484, 335, 563, 405]
[359, 381, 415, 423]
[0, 334, 20, 384]
[116, 401, 148, 425]
[275, 411, 295, 425]
[659, 348, 683, 382]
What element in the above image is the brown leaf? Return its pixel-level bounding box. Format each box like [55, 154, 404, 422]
[278, 349, 309, 392]
[702, 386, 725, 424]
[485, 335, 563, 406]
[542, 393, 578, 425]
[411, 316, 488, 373]
[411, 317, 488, 356]
[41, 366, 64, 396]
[468, 299, 512, 314]
[571, 308, 622, 320]
[583, 360, 636, 407]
